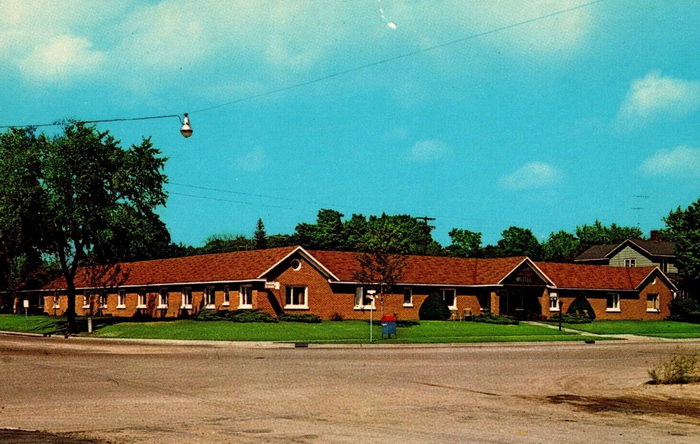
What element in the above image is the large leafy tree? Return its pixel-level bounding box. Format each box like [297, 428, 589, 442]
[293, 209, 346, 250]
[664, 197, 700, 296]
[542, 230, 580, 262]
[446, 228, 482, 258]
[0, 123, 168, 331]
[495, 226, 543, 259]
[575, 221, 642, 248]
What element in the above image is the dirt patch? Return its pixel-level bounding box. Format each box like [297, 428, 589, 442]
[546, 393, 700, 418]
[0, 429, 104, 443]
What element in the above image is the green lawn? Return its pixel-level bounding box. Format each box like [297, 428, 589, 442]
[0, 314, 65, 335]
[0, 315, 598, 343]
[90, 319, 586, 343]
[563, 320, 700, 338]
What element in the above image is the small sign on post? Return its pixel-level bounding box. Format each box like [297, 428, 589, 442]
[23, 299, 29, 318]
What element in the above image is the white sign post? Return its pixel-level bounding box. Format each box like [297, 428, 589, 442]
[366, 290, 376, 343]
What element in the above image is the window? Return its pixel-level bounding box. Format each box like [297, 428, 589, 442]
[647, 294, 659, 312]
[223, 286, 230, 306]
[291, 258, 302, 271]
[441, 289, 457, 310]
[403, 288, 413, 307]
[285, 286, 308, 309]
[549, 292, 560, 312]
[117, 290, 126, 309]
[181, 288, 192, 309]
[98, 293, 108, 308]
[137, 289, 147, 308]
[239, 285, 253, 309]
[354, 287, 375, 310]
[660, 259, 668, 273]
[606, 293, 620, 312]
[82, 294, 90, 308]
[53, 295, 60, 309]
[204, 287, 216, 309]
[624, 258, 636, 268]
[158, 288, 169, 309]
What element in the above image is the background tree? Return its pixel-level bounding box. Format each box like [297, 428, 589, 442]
[542, 230, 580, 262]
[575, 220, 643, 249]
[664, 197, 700, 297]
[293, 209, 345, 250]
[495, 226, 543, 259]
[446, 228, 482, 258]
[353, 216, 409, 316]
[200, 233, 251, 254]
[253, 218, 268, 249]
[0, 123, 169, 332]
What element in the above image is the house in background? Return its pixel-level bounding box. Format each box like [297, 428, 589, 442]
[574, 231, 678, 281]
[29, 246, 676, 322]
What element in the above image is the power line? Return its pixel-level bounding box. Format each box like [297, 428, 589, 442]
[0, 0, 605, 129]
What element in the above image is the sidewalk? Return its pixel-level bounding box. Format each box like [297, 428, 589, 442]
[524, 321, 674, 342]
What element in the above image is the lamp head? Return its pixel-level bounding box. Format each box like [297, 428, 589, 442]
[180, 113, 193, 138]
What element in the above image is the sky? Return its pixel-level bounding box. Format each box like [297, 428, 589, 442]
[1, 0, 698, 248]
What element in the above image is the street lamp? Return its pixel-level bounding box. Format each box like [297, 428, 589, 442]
[367, 289, 376, 343]
[179, 113, 193, 138]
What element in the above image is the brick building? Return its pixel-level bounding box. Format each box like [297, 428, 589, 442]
[34, 246, 675, 321]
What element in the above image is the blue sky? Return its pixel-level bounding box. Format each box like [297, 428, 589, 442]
[1, 0, 698, 247]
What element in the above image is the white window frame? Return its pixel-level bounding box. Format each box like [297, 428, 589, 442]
[158, 288, 169, 309]
[647, 293, 659, 312]
[403, 288, 413, 307]
[624, 258, 636, 268]
[354, 286, 375, 310]
[441, 288, 457, 311]
[285, 286, 308, 309]
[117, 290, 126, 309]
[549, 292, 560, 312]
[98, 293, 108, 309]
[82, 294, 90, 309]
[181, 287, 193, 309]
[204, 286, 216, 309]
[137, 289, 147, 309]
[222, 286, 230, 306]
[239, 285, 253, 309]
[606, 293, 621, 312]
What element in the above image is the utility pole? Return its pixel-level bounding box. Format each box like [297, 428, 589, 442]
[415, 216, 436, 254]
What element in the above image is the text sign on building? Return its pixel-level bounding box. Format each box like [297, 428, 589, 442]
[265, 281, 280, 290]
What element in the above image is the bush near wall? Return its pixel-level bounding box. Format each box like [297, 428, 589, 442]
[418, 292, 450, 320]
[669, 298, 700, 323]
[473, 313, 519, 325]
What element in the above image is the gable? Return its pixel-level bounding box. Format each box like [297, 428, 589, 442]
[500, 261, 549, 286]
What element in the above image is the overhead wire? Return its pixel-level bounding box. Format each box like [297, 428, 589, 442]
[0, 0, 605, 129]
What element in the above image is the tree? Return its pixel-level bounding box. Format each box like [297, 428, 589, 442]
[201, 233, 251, 254]
[253, 218, 268, 249]
[542, 230, 580, 262]
[353, 216, 408, 317]
[0, 123, 169, 332]
[664, 197, 700, 296]
[293, 209, 345, 250]
[446, 228, 482, 257]
[575, 220, 642, 248]
[495, 226, 542, 259]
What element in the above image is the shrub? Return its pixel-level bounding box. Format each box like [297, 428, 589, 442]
[553, 313, 592, 324]
[648, 348, 699, 384]
[473, 313, 519, 325]
[566, 296, 596, 320]
[229, 310, 277, 323]
[669, 298, 700, 323]
[418, 292, 450, 320]
[279, 313, 322, 323]
[330, 312, 344, 321]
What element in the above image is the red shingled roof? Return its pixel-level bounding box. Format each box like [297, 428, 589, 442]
[308, 250, 527, 286]
[535, 261, 656, 291]
[45, 246, 298, 289]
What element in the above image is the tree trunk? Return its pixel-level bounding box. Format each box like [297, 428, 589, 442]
[65, 277, 77, 333]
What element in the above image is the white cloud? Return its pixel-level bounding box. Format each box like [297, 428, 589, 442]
[237, 146, 268, 172]
[19, 35, 106, 82]
[500, 161, 563, 189]
[408, 139, 453, 162]
[618, 71, 700, 123]
[639, 145, 700, 178]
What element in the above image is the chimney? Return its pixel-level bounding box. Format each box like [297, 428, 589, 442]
[650, 230, 660, 241]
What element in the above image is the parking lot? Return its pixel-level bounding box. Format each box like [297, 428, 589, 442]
[1, 335, 699, 443]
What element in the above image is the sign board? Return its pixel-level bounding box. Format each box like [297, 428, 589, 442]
[265, 281, 280, 290]
[23, 299, 29, 308]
